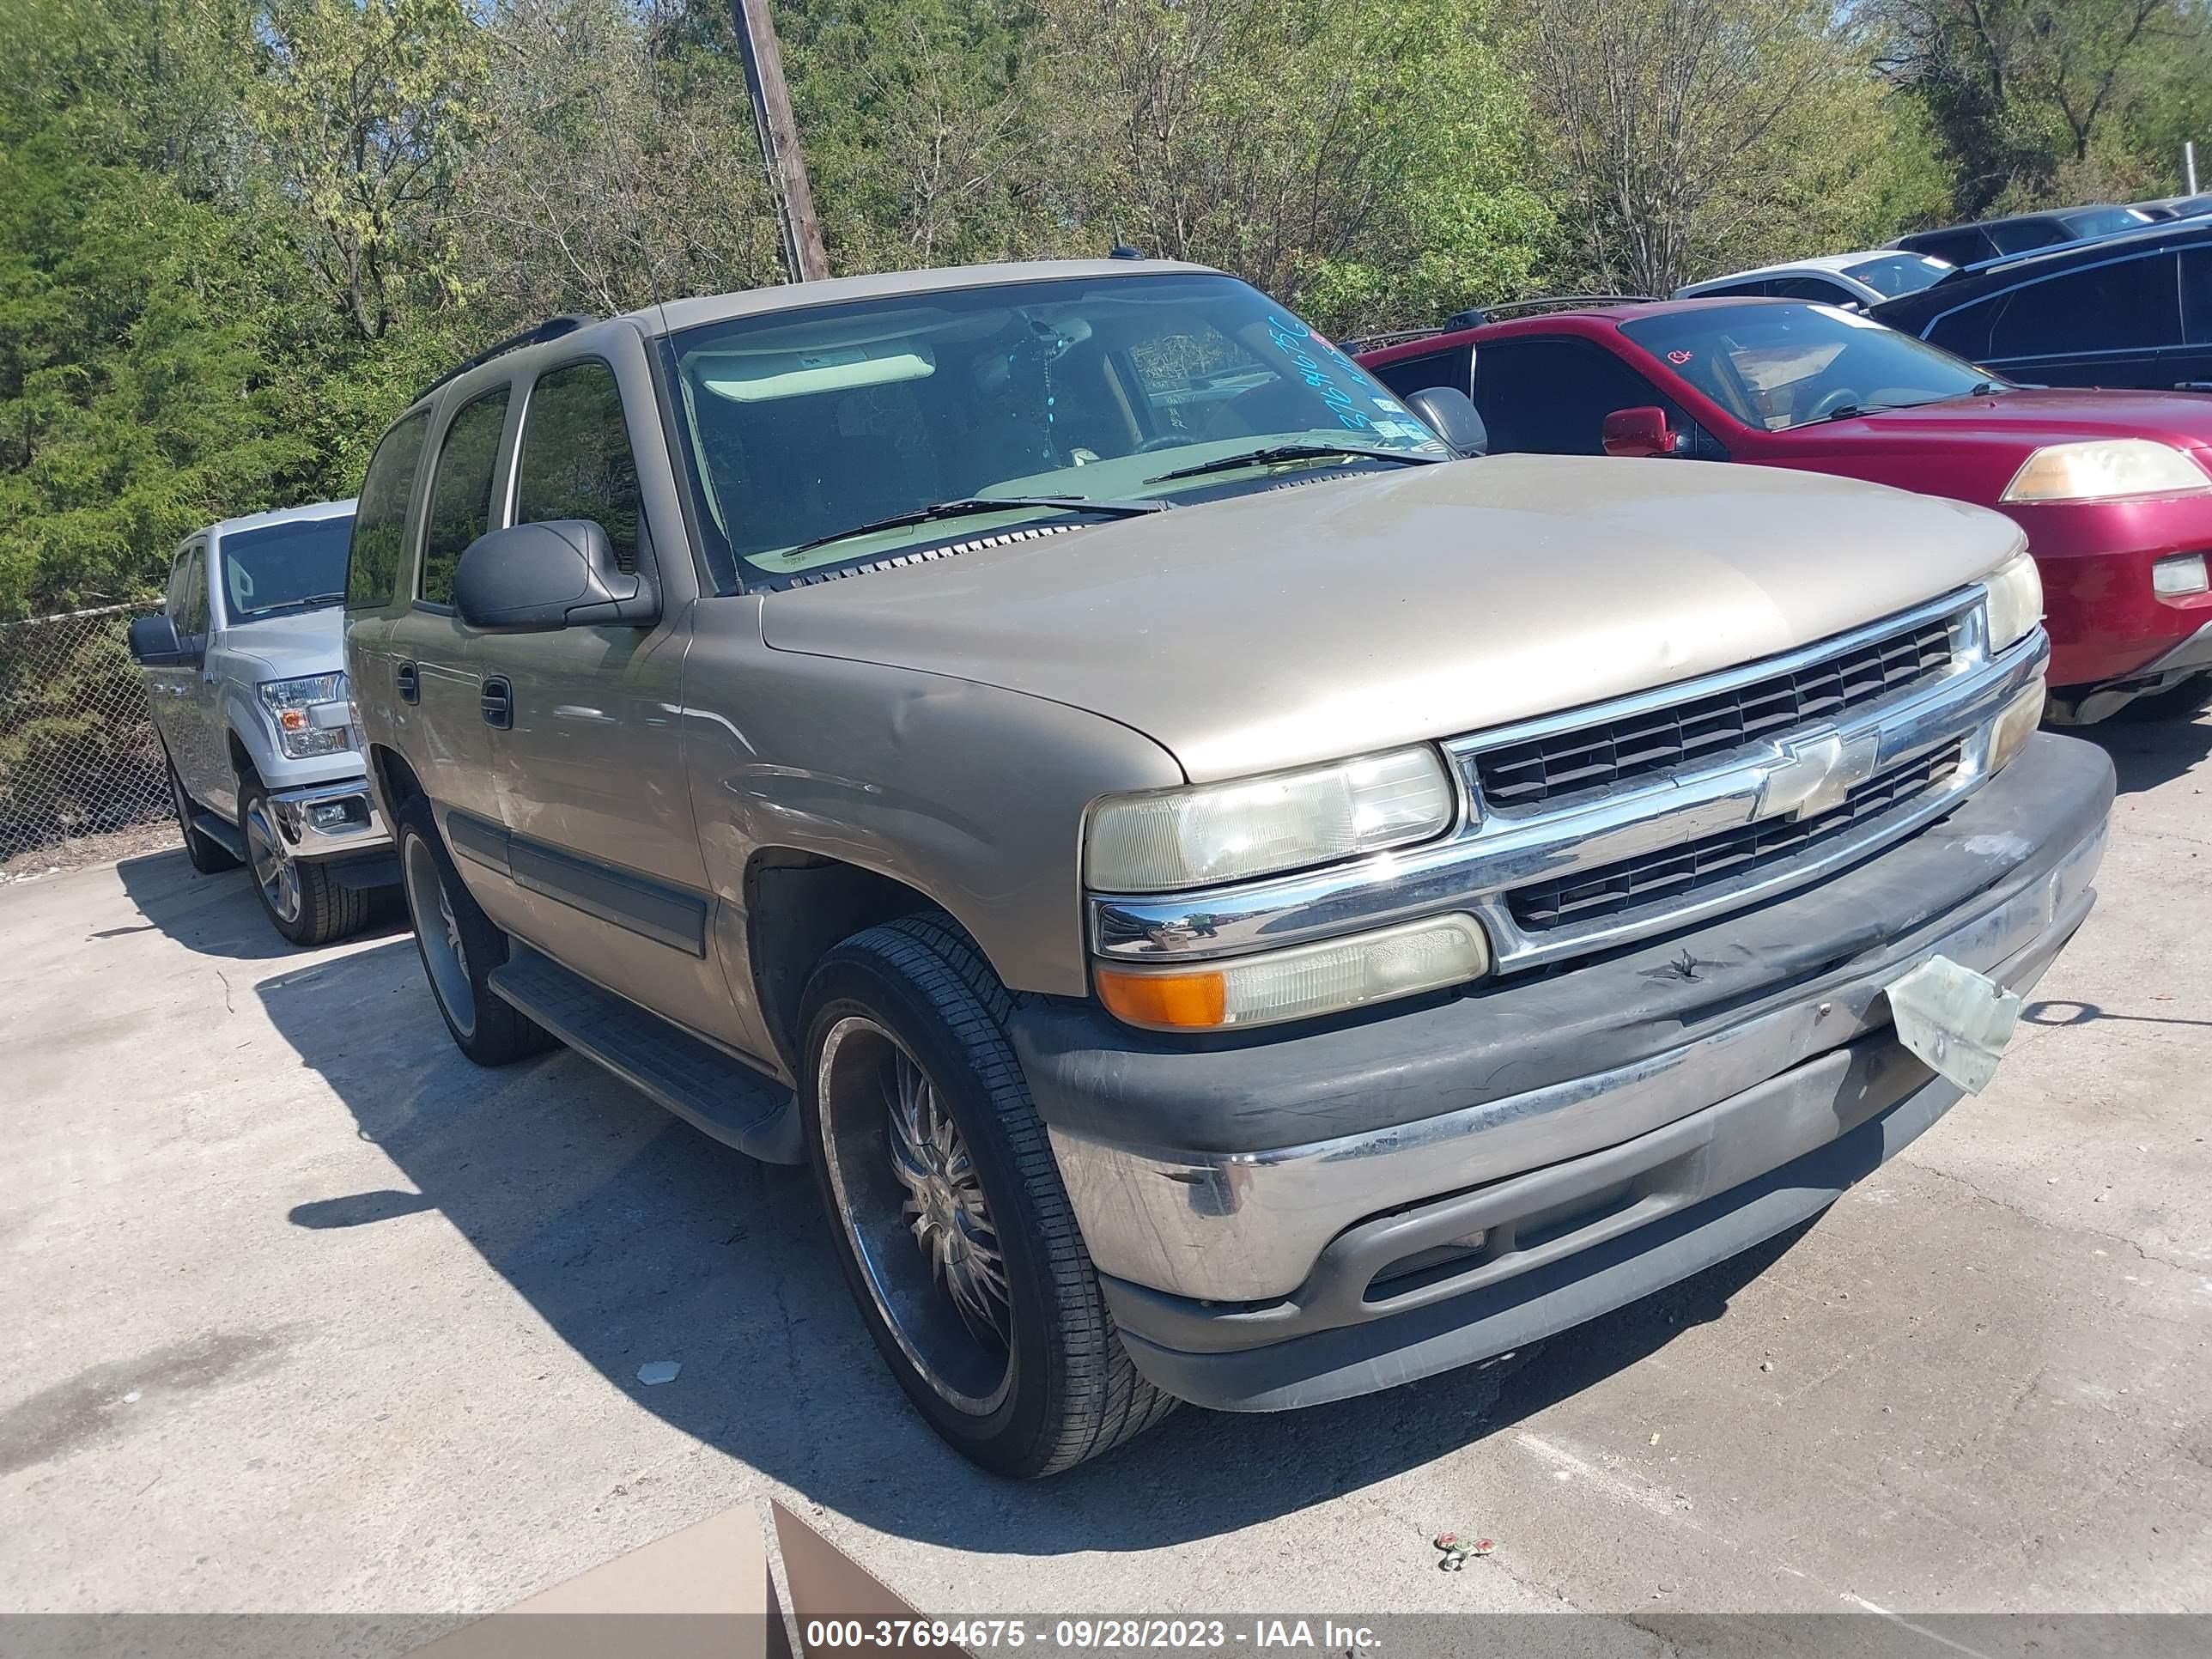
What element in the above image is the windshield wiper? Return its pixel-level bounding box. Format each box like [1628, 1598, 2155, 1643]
[1142, 443, 1444, 486]
[240, 592, 347, 617]
[781, 495, 1168, 560]
[1808, 380, 2010, 426]
[1806, 398, 1937, 425]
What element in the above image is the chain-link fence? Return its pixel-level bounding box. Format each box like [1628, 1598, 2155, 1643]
[0, 602, 177, 861]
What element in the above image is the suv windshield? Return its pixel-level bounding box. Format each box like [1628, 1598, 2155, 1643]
[1621, 302, 1998, 430]
[220, 516, 356, 621]
[660, 272, 1443, 584]
[2061, 206, 2152, 239]
[1843, 252, 1953, 299]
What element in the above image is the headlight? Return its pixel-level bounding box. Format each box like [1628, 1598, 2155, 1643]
[1982, 553, 2043, 654]
[2154, 552, 2209, 596]
[1094, 915, 1492, 1030]
[257, 672, 352, 759]
[1085, 746, 1455, 892]
[2001, 440, 2211, 502]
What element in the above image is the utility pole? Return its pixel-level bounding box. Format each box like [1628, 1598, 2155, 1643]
[732, 0, 829, 283]
[2187, 141, 2200, 197]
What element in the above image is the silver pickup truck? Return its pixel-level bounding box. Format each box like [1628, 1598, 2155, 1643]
[346, 260, 2112, 1476]
[129, 501, 394, 945]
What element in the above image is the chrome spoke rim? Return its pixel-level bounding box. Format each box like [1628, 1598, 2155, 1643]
[886, 1053, 1011, 1344]
[817, 1016, 1014, 1415]
[246, 801, 300, 923]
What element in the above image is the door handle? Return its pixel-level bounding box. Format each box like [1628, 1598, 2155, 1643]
[480, 676, 513, 730]
[395, 660, 419, 704]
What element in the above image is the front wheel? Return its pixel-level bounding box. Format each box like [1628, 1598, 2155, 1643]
[241, 778, 371, 947]
[799, 915, 1176, 1478]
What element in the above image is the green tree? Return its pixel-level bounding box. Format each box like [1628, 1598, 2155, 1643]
[1870, 0, 2205, 211]
[0, 137, 312, 615]
[1032, 0, 1550, 334]
[248, 0, 492, 340]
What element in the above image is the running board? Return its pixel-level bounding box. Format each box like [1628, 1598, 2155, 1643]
[487, 945, 804, 1165]
[191, 809, 247, 862]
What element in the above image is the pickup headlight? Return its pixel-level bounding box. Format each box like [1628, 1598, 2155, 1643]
[2001, 440, 2211, 503]
[1982, 553, 2043, 654]
[1085, 746, 1456, 892]
[258, 672, 353, 759]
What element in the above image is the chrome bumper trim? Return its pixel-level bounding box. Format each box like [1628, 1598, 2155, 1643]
[269, 777, 391, 858]
[1092, 619, 2045, 975]
[1053, 812, 2103, 1304]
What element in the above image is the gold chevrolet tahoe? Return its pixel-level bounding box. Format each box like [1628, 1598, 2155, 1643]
[343, 259, 2112, 1476]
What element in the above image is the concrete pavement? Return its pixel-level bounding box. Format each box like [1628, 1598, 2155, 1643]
[3, 717, 2208, 1626]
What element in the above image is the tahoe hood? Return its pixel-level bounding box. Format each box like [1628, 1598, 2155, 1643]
[759, 454, 2022, 782]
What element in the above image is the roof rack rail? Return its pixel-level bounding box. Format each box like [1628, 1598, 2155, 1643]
[1340, 294, 1663, 355]
[415, 313, 599, 404]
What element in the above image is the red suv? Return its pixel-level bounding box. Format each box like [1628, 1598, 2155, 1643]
[1358, 298, 2212, 720]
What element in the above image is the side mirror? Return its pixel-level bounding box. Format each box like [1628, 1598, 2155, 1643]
[453, 520, 658, 633]
[1403, 386, 1488, 457]
[128, 612, 187, 665]
[1601, 405, 1674, 459]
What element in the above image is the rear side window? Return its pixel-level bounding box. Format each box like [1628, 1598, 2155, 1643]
[167, 543, 207, 637]
[1990, 220, 2067, 254]
[347, 410, 432, 611]
[514, 362, 643, 573]
[1769, 276, 1854, 302]
[1908, 228, 1995, 267]
[2183, 249, 2212, 343]
[1980, 254, 2181, 359]
[419, 389, 511, 605]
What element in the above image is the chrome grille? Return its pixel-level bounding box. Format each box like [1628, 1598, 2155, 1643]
[1475, 615, 1957, 810]
[1509, 742, 1965, 933]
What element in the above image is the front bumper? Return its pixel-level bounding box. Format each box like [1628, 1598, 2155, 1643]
[1018, 732, 2112, 1410]
[267, 776, 392, 865]
[2050, 617, 2212, 722]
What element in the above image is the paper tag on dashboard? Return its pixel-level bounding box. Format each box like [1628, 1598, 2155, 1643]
[1886, 955, 2021, 1096]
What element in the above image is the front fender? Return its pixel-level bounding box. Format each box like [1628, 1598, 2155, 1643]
[682, 603, 1185, 999]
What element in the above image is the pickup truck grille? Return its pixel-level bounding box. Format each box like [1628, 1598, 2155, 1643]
[1474, 614, 1957, 810]
[1508, 741, 1965, 932]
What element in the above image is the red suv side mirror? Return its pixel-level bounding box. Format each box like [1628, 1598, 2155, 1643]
[1601, 406, 1674, 459]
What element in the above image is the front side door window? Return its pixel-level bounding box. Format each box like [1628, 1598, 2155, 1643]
[1473, 337, 1722, 458]
[512, 362, 645, 571]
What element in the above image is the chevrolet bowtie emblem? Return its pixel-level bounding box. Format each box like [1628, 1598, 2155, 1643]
[1758, 726, 1882, 820]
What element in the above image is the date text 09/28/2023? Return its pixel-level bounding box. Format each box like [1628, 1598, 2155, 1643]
[799, 1619, 1382, 1650]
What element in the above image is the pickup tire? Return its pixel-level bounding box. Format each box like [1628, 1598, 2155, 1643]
[799, 915, 1176, 1478]
[240, 779, 372, 947]
[394, 798, 554, 1066]
[166, 753, 238, 875]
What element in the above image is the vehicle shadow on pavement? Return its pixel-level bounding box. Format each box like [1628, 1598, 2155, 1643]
[257, 931, 1813, 1554]
[116, 846, 406, 959]
[2074, 702, 2212, 796]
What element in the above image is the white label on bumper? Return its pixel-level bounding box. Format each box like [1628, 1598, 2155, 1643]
[1887, 954, 2021, 1095]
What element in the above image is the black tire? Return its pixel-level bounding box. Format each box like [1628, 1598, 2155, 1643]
[165, 752, 238, 874]
[799, 915, 1176, 1478]
[394, 796, 554, 1066]
[240, 777, 373, 947]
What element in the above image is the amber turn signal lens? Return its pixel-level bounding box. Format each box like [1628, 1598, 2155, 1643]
[1094, 966, 1228, 1030]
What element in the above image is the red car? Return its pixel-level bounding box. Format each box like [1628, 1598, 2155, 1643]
[1357, 298, 2212, 720]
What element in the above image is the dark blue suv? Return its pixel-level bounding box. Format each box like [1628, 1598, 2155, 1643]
[1870, 219, 2212, 393]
